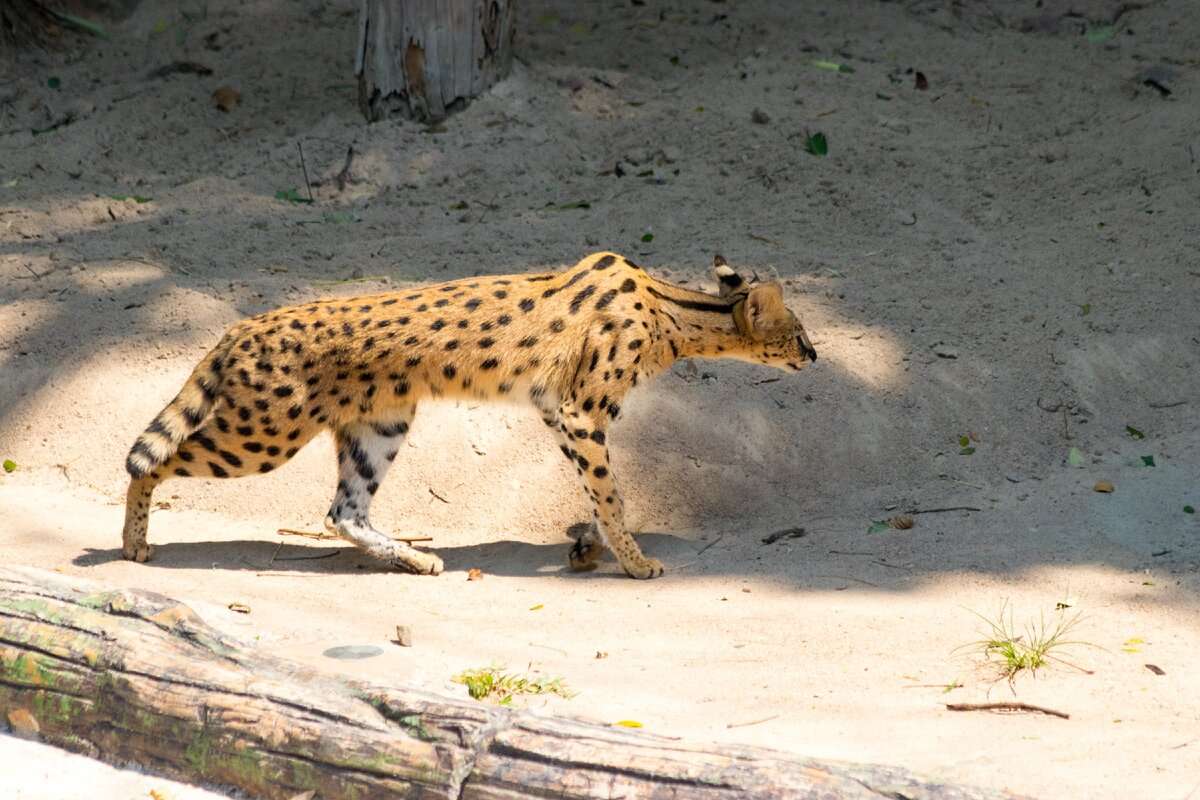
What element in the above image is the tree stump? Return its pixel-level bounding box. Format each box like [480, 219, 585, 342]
[355, 0, 516, 124]
[0, 566, 1031, 799]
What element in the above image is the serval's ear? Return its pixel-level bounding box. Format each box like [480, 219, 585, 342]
[713, 254, 749, 299]
[743, 283, 787, 339]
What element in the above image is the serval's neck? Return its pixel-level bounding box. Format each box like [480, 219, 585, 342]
[647, 280, 745, 362]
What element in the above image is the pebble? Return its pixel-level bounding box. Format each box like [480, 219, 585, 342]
[932, 343, 958, 359]
[894, 210, 917, 226]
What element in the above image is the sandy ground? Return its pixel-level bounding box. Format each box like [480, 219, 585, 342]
[2, 1, 1199, 798]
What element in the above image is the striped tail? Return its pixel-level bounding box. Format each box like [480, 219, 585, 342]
[125, 345, 225, 478]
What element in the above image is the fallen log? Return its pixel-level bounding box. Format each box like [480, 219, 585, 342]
[0, 566, 1029, 799]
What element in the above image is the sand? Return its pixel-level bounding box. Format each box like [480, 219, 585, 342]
[1, 1, 1198, 798]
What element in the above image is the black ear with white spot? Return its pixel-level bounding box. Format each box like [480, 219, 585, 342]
[713, 255, 749, 299]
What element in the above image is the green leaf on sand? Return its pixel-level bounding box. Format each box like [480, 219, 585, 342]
[808, 59, 854, 74]
[1140, 455, 1155, 467]
[640, 233, 654, 243]
[867, 522, 890, 534]
[52, 10, 109, 40]
[275, 188, 313, 204]
[1124, 425, 1144, 439]
[1184, 506, 1195, 514]
[1068, 447, 1084, 467]
[803, 131, 828, 157]
[2, 460, 16, 473]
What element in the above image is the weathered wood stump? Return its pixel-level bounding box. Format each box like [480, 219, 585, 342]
[355, 0, 517, 124]
[0, 566, 1030, 799]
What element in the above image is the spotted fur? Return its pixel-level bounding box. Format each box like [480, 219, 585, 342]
[122, 253, 816, 578]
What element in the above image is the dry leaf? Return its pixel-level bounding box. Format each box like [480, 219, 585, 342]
[212, 85, 240, 112]
[615, 719, 643, 728]
[227, 601, 251, 614]
[468, 568, 483, 581]
[888, 515, 915, 530]
[968, 430, 981, 442]
[595, 651, 608, 659]
[150, 790, 176, 800]
[1093, 480, 1115, 493]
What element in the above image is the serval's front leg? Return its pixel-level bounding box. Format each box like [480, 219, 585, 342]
[547, 400, 663, 579]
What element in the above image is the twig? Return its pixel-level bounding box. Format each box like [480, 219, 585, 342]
[267, 540, 284, 568]
[277, 527, 335, 540]
[529, 642, 568, 656]
[276, 528, 432, 544]
[828, 549, 874, 556]
[335, 144, 355, 192]
[726, 713, 779, 729]
[761, 526, 805, 545]
[428, 487, 450, 504]
[1149, 399, 1188, 408]
[939, 475, 983, 490]
[697, 532, 725, 554]
[311, 275, 390, 286]
[905, 506, 982, 515]
[945, 702, 1069, 719]
[297, 142, 313, 202]
[814, 574, 880, 588]
[1062, 406, 1070, 441]
[872, 559, 911, 570]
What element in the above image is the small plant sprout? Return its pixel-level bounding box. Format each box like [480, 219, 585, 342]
[955, 600, 1097, 685]
[453, 663, 575, 705]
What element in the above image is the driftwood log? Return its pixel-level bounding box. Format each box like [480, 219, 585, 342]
[0, 566, 1028, 799]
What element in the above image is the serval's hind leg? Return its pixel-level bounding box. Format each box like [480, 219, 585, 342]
[325, 406, 443, 575]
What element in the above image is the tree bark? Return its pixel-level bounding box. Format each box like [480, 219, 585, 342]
[355, 0, 516, 124]
[0, 566, 1029, 800]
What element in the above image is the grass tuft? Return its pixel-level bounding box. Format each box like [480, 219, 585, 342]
[956, 600, 1095, 684]
[453, 664, 574, 705]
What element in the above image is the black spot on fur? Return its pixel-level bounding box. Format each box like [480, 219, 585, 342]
[481, 358, 499, 370]
[550, 319, 566, 333]
[519, 298, 535, 313]
[592, 254, 617, 271]
[593, 465, 608, 478]
[594, 289, 618, 310]
[209, 462, 229, 478]
[478, 337, 495, 348]
[430, 319, 446, 331]
[570, 285, 597, 313]
[273, 386, 294, 398]
[619, 278, 637, 292]
[443, 365, 457, 379]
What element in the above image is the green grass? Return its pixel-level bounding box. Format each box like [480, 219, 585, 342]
[453, 664, 574, 705]
[956, 600, 1094, 683]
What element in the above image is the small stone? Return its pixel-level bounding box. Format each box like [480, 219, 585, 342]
[659, 146, 681, 163]
[894, 210, 917, 226]
[750, 108, 770, 124]
[1036, 396, 1063, 412]
[395, 625, 413, 647]
[932, 344, 958, 359]
[1093, 480, 1115, 493]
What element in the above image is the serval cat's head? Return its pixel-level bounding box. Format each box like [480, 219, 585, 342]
[715, 255, 817, 373]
